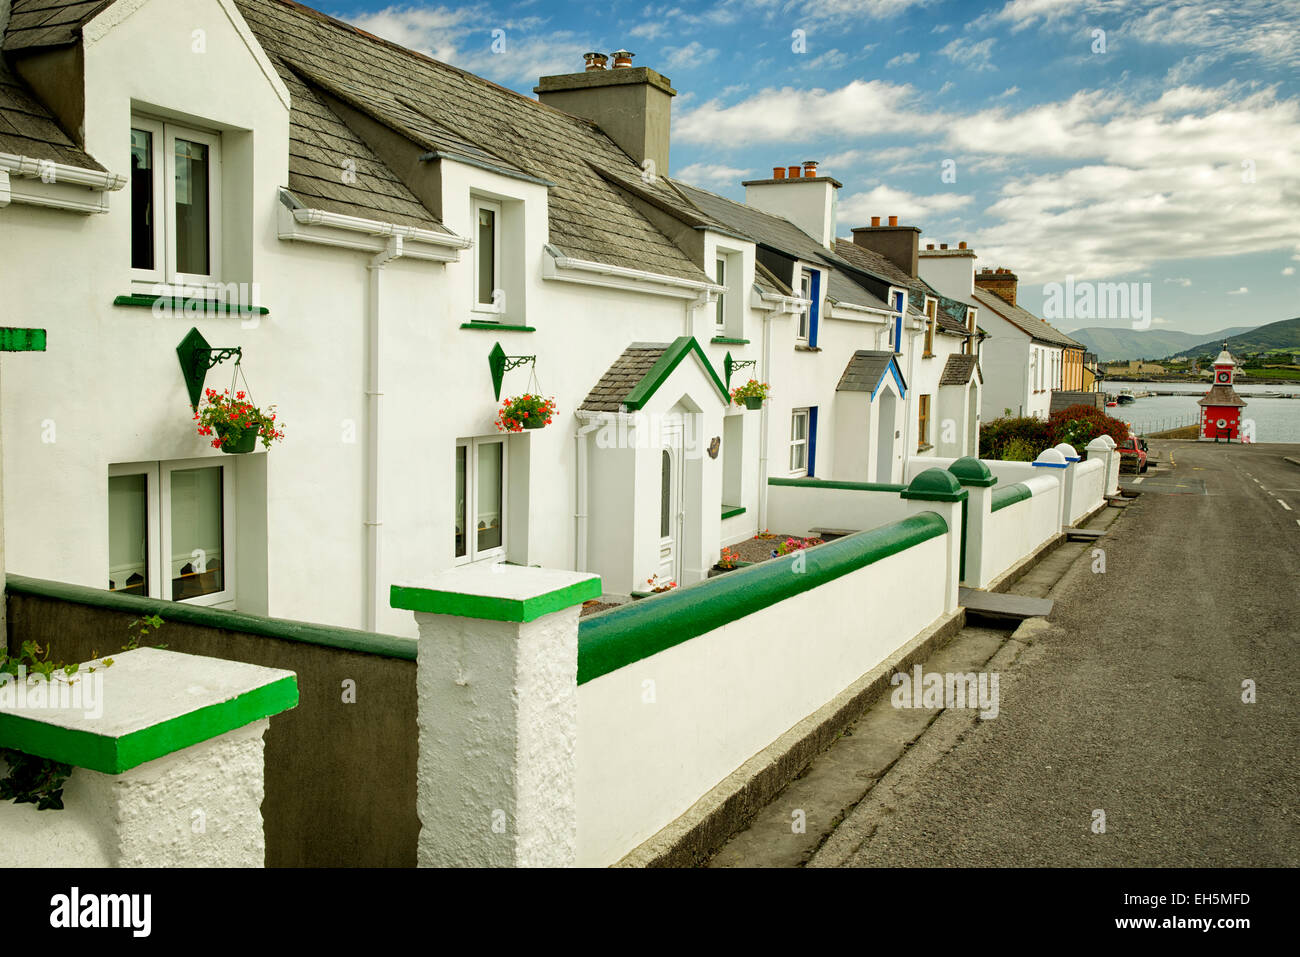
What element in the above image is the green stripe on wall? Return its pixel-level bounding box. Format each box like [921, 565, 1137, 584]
[5, 574, 416, 661]
[768, 477, 906, 492]
[991, 483, 1032, 512]
[576, 512, 947, 684]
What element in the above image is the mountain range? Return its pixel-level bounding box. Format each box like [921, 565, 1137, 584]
[1167, 317, 1300, 359]
[1067, 325, 1256, 361]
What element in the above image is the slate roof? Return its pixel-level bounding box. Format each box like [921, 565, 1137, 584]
[672, 180, 890, 312]
[1197, 386, 1247, 408]
[832, 238, 970, 336]
[0, 55, 103, 167]
[2, 0, 109, 51]
[971, 287, 1083, 349]
[836, 350, 905, 394]
[938, 353, 982, 386]
[753, 260, 793, 298]
[234, 0, 711, 281]
[580, 343, 670, 412]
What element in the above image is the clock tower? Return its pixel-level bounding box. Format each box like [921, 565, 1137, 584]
[1197, 343, 1248, 442]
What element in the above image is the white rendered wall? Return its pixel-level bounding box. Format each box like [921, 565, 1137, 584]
[980, 474, 1060, 584]
[1068, 458, 1105, 524]
[765, 482, 913, 537]
[575, 533, 949, 866]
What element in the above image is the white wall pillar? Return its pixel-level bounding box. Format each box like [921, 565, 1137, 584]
[899, 468, 967, 614]
[946, 456, 997, 588]
[1032, 448, 1070, 528]
[1088, 435, 1119, 496]
[1053, 442, 1080, 527]
[0, 647, 297, 867]
[391, 564, 600, 867]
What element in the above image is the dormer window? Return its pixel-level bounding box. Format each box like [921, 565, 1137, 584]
[923, 297, 937, 357]
[964, 308, 976, 355]
[130, 118, 221, 286]
[714, 256, 727, 332]
[797, 268, 821, 346]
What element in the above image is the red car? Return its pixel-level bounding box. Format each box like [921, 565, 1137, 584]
[1116, 434, 1148, 473]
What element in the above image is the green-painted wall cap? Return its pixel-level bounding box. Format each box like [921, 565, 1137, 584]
[901, 467, 968, 502]
[948, 456, 997, 487]
[391, 566, 601, 622]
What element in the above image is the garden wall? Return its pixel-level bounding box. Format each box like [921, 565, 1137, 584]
[979, 475, 1062, 586]
[764, 477, 909, 537]
[1068, 458, 1106, 525]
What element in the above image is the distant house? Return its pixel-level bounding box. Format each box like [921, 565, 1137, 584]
[970, 268, 1086, 419]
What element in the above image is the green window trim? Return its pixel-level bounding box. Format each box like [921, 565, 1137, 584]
[721, 505, 746, 519]
[576, 512, 947, 684]
[460, 321, 536, 332]
[0, 328, 47, 352]
[711, 336, 751, 345]
[991, 483, 1032, 512]
[113, 295, 269, 316]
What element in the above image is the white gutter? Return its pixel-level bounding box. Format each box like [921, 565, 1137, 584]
[544, 244, 724, 297]
[573, 411, 607, 573]
[364, 235, 403, 630]
[0, 152, 127, 191]
[291, 206, 470, 249]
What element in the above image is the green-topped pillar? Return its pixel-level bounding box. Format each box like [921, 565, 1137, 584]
[900, 468, 968, 614]
[391, 564, 601, 867]
[947, 457, 998, 586]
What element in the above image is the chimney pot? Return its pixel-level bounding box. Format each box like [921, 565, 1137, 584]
[958, 241, 967, 249]
[773, 166, 786, 179]
[888, 215, 899, 226]
[802, 160, 818, 178]
[583, 52, 607, 71]
[611, 50, 634, 68]
[940, 243, 948, 250]
[788, 165, 801, 179]
[871, 216, 881, 227]
[926, 243, 935, 250]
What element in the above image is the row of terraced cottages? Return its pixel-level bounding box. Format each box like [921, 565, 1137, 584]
[0, 0, 1086, 637]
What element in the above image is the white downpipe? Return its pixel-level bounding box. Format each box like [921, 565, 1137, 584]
[574, 413, 604, 573]
[757, 307, 774, 532]
[364, 236, 403, 630]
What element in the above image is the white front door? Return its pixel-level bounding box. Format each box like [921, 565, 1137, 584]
[657, 428, 684, 582]
[876, 389, 897, 483]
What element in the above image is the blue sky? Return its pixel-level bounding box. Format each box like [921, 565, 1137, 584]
[328, 0, 1299, 335]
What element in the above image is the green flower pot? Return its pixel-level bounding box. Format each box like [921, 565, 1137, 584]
[742, 396, 764, 410]
[219, 425, 260, 454]
[522, 417, 545, 430]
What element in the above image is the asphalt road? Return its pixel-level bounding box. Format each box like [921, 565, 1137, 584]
[813, 441, 1300, 867]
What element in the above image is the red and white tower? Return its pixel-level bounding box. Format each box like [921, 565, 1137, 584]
[1198, 343, 1248, 442]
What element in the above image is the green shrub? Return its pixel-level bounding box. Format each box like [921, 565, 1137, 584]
[979, 415, 1051, 460]
[1047, 404, 1130, 449]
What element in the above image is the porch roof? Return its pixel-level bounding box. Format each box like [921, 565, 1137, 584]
[939, 353, 982, 386]
[580, 336, 728, 412]
[836, 350, 907, 398]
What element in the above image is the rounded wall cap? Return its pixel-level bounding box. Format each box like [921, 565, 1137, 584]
[1053, 442, 1078, 458]
[947, 456, 997, 487]
[900, 467, 969, 502]
[1032, 448, 1068, 467]
[1085, 436, 1114, 450]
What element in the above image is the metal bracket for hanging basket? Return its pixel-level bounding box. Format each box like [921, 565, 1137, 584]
[177, 327, 242, 407]
[723, 352, 756, 389]
[488, 341, 537, 401]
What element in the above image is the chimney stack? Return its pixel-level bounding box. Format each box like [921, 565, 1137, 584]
[975, 266, 1019, 306]
[536, 52, 675, 176]
[741, 161, 843, 249]
[958, 241, 966, 249]
[850, 215, 921, 278]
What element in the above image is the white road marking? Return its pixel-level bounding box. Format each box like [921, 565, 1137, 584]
[1132, 477, 1145, 484]
[1278, 499, 1293, 511]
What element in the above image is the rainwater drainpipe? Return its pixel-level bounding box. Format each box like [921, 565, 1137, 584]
[757, 305, 775, 532]
[574, 412, 604, 573]
[365, 235, 403, 630]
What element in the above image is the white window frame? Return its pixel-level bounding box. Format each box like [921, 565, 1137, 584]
[797, 269, 812, 342]
[715, 256, 727, 332]
[454, 437, 508, 565]
[108, 458, 236, 607]
[472, 196, 504, 316]
[789, 408, 810, 475]
[130, 117, 222, 289]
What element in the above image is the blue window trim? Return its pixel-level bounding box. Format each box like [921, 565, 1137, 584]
[892, 290, 904, 354]
[809, 270, 822, 347]
[808, 406, 819, 477]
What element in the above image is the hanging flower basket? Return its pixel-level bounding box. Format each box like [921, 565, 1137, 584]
[193, 388, 284, 454]
[497, 394, 557, 433]
[730, 379, 770, 410]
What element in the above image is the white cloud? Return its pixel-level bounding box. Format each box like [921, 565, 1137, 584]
[994, 86, 1020, 99]
[885, 51, 919, 68]
[1284, 267, 1296, 276]
[675, 162, 752, 186]
[662, 40, 719, 68]
[839, 185, 973, 224]
[1164, 278, 1192, 286]
[940, 37, 996, 71]
[628, 21, 669, 40]
[1227, 287, 1250, 295]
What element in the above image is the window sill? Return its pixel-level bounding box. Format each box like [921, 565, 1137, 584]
[794, 344, 821, 352]
[721, 505, 746, 520]
[712, 336, 751, 345]
[460, 321, 536, 332]
[113, 294, 269, 316]
[916, 443, 934, 453]
[922, 352, 935, 359]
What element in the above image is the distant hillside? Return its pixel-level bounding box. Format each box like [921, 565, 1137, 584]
[1169, 317, 1300, 359]
[1068, 325, 1255, 361]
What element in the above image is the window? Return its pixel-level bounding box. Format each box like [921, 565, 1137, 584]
[964, 309, 976, 355]
[924, 298, 937, 357]
[892, 290, 905, 354]
[455, 438, 506, 563]
[473, 198, 503, 313]
[130, 118, 221, 285]
[918, 395, 931, 450]
[797, 270, 812, 341]
[660, 450, 672, 538]
[715, 257, 727, 331]
[108, 461, 234, 605]
[790, 409, 809, 474]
